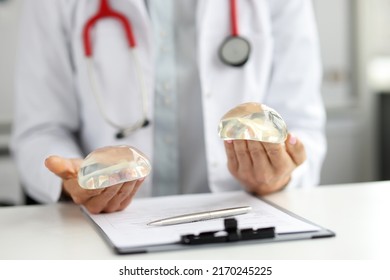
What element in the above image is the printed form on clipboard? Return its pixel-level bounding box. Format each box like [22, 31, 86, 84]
[81, 191, 335, 254]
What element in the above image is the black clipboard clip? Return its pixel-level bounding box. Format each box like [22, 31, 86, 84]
[180, 218, 275, 245]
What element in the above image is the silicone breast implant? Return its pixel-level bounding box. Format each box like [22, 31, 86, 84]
[78, 145, 151, 189]
[218, 102, 288, 143]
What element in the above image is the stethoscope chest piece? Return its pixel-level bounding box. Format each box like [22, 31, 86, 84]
[219, 35, 251, 67]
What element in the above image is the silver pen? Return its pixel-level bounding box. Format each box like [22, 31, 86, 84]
[147, 206, 252, 226]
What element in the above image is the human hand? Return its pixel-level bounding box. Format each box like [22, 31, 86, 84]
[224, 133, 306, 195]
[44, 156, 144, 214]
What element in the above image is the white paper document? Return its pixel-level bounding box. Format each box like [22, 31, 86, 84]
[83, 191, 322, 250]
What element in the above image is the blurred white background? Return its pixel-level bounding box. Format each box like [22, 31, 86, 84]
[1, 0, 389, 205]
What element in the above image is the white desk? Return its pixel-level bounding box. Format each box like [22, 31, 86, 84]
[1, 181, 389, 260]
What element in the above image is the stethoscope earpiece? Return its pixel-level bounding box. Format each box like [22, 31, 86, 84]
[219, 35, 251, 67]
[115, 119, 151, 139]
[115, 131, 126, 140]
[141, 119, 150, 128]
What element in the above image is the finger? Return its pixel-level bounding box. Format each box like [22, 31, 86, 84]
[224, 140, 238, 172]
[103, 181, 137, 212]
[89, 178, 145, 213]
[246, 140, 268, 171]
[64, 179, 103, 205]
[285, 134, 306, 166]
[261, 141, 291, 170]
[84, 184, 123, 214]
[45, 156, 81, 180]
[117, 179, 144, 211]
[233, 140, 253, 173]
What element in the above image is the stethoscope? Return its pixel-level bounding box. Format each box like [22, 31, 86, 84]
[219, 0, 251, 67]
[83, 0, 250, 139]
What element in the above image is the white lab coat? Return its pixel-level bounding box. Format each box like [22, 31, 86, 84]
[10, 0, 326, 203]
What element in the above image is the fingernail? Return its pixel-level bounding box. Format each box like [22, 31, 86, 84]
[289, 135, 297, 145]
[225, 140, 233, 144]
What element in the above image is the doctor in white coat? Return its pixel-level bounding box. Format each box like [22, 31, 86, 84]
[11, 0, 326, 213]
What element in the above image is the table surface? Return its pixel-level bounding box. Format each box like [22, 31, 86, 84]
[1, 181, 389, 260]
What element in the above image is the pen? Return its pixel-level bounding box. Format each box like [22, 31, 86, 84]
[147, 206, 252, 226]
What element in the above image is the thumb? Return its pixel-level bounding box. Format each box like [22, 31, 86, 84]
[285, 133, 306, 166]
[45, 156, 82, 180]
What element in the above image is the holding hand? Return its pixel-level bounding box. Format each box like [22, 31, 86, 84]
[224, 133, 306, 195]
[45, 156, 144, 214]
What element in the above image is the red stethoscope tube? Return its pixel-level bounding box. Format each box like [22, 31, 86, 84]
[230, 0, 239, 37]
[83, 0, 136, 57]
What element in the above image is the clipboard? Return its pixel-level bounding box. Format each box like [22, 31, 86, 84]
[81, 191, 335, 255]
